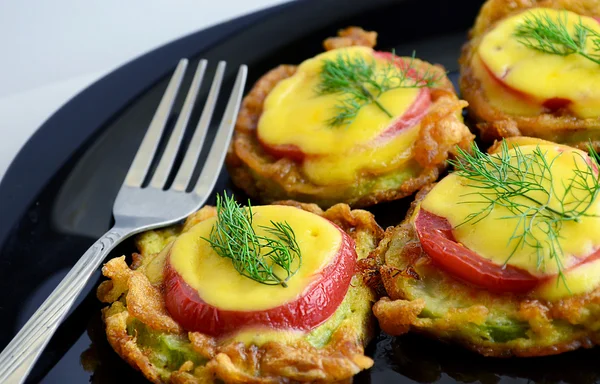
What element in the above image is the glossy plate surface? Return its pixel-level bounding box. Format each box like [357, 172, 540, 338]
[1, 0, 599, 382]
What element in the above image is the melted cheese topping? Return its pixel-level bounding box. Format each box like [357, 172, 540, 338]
[257, 46, 422, 185]
[169, 205, 342, 311]
[534, 257, 600, 300]
[421, 144, 600, 277]
[302, 129, 419, 184]
[471, 52, 542, 116]
[478, 8, 600, 118]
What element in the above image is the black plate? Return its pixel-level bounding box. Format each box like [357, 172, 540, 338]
[1, 0, 600, 383]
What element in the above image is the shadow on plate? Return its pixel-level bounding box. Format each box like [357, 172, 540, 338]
[368, 332, 600, 384]
[78, 307, 600, 384]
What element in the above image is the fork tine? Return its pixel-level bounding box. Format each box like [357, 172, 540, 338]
[171, 61, 227, 191]
[149, 60, 208, 189]
[194, 64, 247, 199]
[124, 59, 189, 187]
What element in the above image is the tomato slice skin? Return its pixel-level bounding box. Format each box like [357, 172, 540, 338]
[479, 55, 532, 101]
[542, 97, 572, 112]
[414, 209, 540, 293]
[366, 52, 432, 141]
[376, 87, 431, 142]
[164, 225, 357, 336]
[258, 138, 306, 162]
[479, 55, 578, 114]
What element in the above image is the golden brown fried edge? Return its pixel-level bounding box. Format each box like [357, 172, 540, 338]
[362, 181, 600, 358]
[459, 0, 600, 150]
[97, 202, 384, 383]
[226, 26, 474, 209]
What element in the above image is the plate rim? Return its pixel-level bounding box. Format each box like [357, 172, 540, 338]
[0, 0, 299, 246]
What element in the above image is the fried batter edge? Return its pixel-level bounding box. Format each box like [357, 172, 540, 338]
[97, 202, 384, 383]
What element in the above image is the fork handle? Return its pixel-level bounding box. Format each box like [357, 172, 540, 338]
[0, 227, 129, 384]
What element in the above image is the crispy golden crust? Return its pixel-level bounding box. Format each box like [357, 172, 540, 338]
[368, 184, 600, 357]
[226, 27, 474, 208]
[322, 26, 377, 51]
[459, 0, 600, 151]
[98, 202, 383, 383]
[104, 308, 164, 384]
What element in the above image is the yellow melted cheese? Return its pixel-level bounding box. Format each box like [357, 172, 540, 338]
[257, 46, 422, 185]
[421, 143, 600, 277]
[471, 52, 542, 116]
[479, 8, 600, 118]
[169, 205, 342, 311]
[302, 129, 419, 184]
[534, 257, 600, 300]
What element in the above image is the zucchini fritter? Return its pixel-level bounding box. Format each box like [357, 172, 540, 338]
[366, 184, 600, 357]
[97, 202, 383, 383]
[459, 0, 600, 151]
[227, 27, 474, 208]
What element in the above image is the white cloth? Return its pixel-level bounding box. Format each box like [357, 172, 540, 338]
[0, 0, 288, 182]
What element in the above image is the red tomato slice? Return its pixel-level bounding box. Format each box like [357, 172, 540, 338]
[372, 53, 432, 140]
[414, 209, 540, 293]
[164, 225, 357, 336]
[376, 87, 430, 141]
[542, 98, 572, 112]
[479, 55, 576, 113]
[479, 55, 532, 101]
[258, 139, 306, 162]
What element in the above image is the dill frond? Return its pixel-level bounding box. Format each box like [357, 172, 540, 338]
[316, 51, 441, 127]
[203, 193, 302, 287]
[449, 142, 600, 289]
[514, 10, 600, 65]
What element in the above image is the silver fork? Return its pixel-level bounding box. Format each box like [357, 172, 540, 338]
[0, 59, 247, 384]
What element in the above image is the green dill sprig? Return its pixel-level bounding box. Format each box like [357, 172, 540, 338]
[448, 142, 600, 287]
[514, 10, 600, 66]
[202, 193, 302, 287]
[316, 51, 441, 127]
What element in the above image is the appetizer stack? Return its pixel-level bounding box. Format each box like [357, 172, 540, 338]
[227, 27, 473, 208]
[372, 137, 600, 356]
[98, 196, 382, 383]
[460, 0, 600, 148]
[96, 1, 600, 381]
